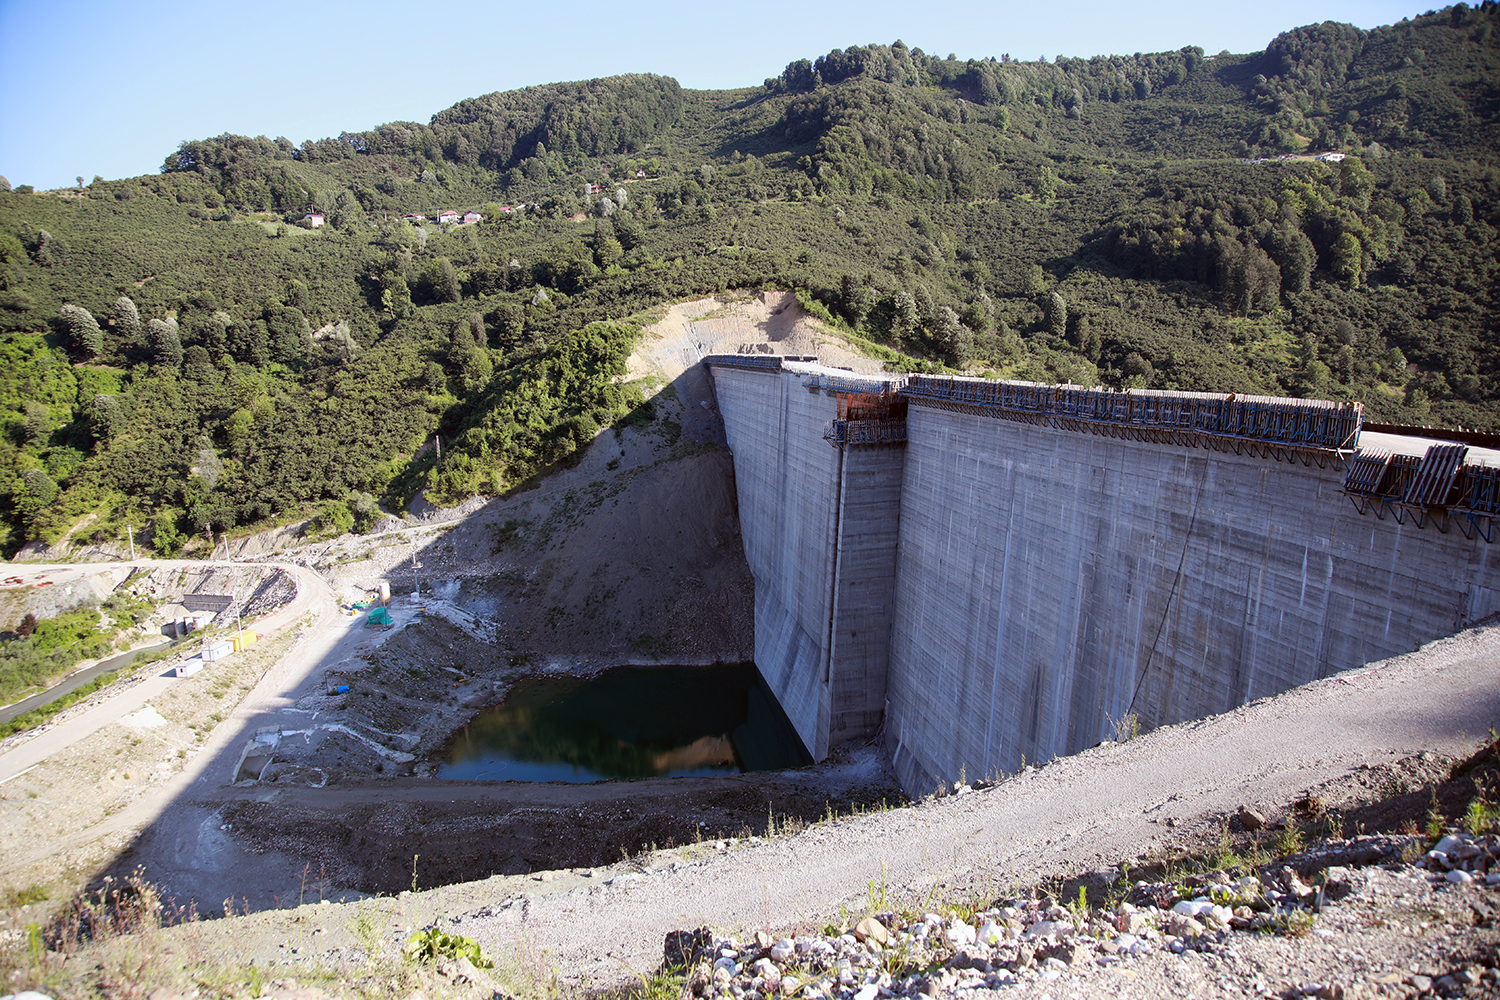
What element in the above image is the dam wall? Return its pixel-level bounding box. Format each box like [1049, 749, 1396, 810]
[886, 402, 1499, 794]
[705, 357, 1500, 795]
[711, 363, 841, 758]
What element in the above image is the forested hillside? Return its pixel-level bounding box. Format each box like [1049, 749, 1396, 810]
[0, 4, 1496, 558]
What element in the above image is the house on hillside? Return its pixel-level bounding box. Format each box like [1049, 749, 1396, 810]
[1317, 152, 1346, 163]
[437, 210, 460, 224]
[401, 213, 426, 222]
[302, 213, 324, 227]
[463, 211, 483, 224]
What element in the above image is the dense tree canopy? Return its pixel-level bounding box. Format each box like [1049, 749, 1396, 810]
[0, 4, 1496, 557]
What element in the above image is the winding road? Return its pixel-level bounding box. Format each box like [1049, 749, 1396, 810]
[0, 556, 369, 899]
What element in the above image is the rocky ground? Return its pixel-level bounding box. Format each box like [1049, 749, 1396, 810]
[6, 735, 1500, 1000]
[651, 828, 1500, 1000]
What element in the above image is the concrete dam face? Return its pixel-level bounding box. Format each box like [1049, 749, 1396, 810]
[705, 356, 1500, 797]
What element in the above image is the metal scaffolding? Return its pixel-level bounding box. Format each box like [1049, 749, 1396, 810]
[823, 418, 908, 447]
[902, 376, 1362, 464]
[1342, 443, 1499, 541]
[802, 372, 906, 396]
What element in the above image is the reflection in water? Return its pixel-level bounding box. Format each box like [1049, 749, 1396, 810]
[438, 663, 811, 783]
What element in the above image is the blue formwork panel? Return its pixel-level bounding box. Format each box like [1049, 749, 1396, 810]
[901, 376, 1362, 454]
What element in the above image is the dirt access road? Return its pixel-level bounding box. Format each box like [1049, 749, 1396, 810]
[0, 556, 367, 903]
[0, 559, 329, 786]
[197, 620, 1500, 990]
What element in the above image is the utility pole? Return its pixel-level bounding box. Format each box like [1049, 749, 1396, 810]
[126, 524, 135, 561]
[223, 534, 243, 638]
[201, 525, 213, 656]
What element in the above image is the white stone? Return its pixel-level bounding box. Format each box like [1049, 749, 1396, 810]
[976, 921, 1006, 945]
[1433, 835, 1464, 856]
[1171, 899, 1214, 917]
[770, 939, 796, 963]
[853, 986, 879, 1000]
[1446, 869, 1474, 884]
[946, 922, 976, 948]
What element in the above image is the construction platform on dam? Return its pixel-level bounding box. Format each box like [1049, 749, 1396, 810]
[702, 354, 1500, 797]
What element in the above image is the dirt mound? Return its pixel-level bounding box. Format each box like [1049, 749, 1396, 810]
[627, 290, 884, 387]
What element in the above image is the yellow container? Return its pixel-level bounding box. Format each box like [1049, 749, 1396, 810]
[231, 630, 258, 652]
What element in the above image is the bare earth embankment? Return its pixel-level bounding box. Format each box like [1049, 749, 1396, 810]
[0, 292, 895, 910]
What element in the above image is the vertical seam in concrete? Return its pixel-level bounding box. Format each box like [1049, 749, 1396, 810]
[1127, 458, 1209, 720]
[826, 441, 845, 684]
[982, 490, 1017, 777]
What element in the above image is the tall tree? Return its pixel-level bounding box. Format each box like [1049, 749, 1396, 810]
[111, 296, 141, 346]
[891, 291, 919, 346]
[1046, 291, 1067, 340]
[147, 317, 183, 368]
[59, 303, 103, 359]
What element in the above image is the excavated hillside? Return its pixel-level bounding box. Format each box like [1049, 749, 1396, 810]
[0, 291, 908, 914]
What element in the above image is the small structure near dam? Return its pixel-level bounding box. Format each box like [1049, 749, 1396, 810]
[704, 355, 1500, 797]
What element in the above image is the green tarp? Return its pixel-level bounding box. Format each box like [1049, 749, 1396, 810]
[365, 607, 393, 627]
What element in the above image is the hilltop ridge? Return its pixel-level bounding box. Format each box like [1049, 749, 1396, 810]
[0, 5, 1496, 559]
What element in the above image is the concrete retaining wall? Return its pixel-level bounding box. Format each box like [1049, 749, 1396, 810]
[885, 402, 1499, 794]
[708, 362, 1500, 796]
[712, 367, 840, 758]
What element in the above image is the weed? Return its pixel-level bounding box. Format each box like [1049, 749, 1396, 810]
[405, 926, 494, 968]
[1266, 908, 1315, 937]
[348, 908, 383, 962]
[1427, 787, 1445, 840]
[1105, 711, 1142, 743]
[1274, 822, 1305, 858]
[5, 885, 48, 908]
[620, 961, 686, 1000]
[865, 860, 892, 915]
[492, 934, 562, 1000]
[1465, 793, 1497, 837]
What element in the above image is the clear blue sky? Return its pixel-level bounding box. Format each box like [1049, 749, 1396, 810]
[0, 0, 1419, 191]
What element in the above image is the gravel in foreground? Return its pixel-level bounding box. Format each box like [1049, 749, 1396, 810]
[654, 831, 1500, 1000]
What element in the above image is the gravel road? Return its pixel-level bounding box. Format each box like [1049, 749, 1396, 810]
[172, 620, 1500, 995]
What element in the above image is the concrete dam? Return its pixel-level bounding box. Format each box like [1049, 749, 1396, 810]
[703, 355, 1500, 797]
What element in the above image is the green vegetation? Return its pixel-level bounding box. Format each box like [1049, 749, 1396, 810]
[0, 5, 1496, 556]
[404, 926, 494, 969]
[0, 591, 151, 705]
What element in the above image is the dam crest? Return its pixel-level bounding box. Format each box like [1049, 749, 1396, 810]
[703, 355, 1500, 797]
